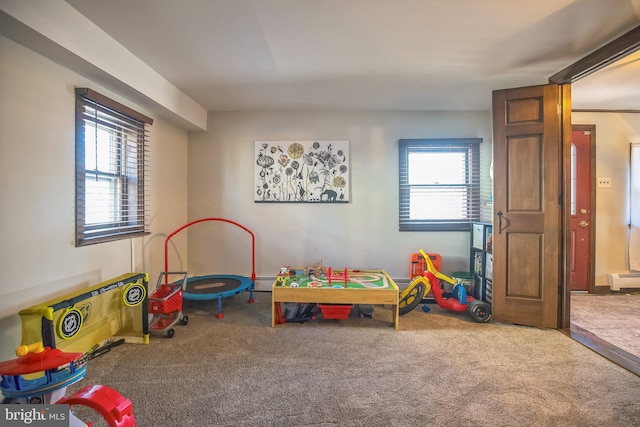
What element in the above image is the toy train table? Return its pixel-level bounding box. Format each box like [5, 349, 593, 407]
[271, 268, 399, 330]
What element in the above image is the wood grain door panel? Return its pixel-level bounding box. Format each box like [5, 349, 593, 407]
[492, 84, 567, 328]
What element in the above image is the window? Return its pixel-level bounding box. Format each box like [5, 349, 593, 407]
[399, 138, 481, 231]
[631, 143, 640, 228]
[75, 88, 152, 246]
[631, 143, 640, 271]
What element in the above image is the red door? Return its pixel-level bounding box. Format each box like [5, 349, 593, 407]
[570, 127, 593, 292]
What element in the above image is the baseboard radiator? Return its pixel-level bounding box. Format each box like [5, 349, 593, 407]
[608, 273, 640, 291]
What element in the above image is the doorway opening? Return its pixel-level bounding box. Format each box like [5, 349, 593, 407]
[549, 25, 640, 374]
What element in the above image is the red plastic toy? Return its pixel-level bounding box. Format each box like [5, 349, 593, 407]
[59, 384, 135, 427]
[149, 272, 189, 338]
[399, 249, 491, 322]
[0, 342, 135, 426]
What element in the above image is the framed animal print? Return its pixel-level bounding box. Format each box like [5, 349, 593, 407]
[255, 140, 350, 203]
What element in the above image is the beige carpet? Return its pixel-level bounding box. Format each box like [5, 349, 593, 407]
[67, 292, 640, 426]
[571, 292, 640, 358]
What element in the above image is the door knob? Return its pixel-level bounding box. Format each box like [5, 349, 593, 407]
[579, 220, 589, 227]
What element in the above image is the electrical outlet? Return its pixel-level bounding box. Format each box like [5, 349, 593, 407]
[597, 177, 612, 188]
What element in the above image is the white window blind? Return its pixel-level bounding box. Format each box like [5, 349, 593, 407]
[631, 143, 640, 227]
[75, 88, 152, 246]
[399, 138, 481, 231]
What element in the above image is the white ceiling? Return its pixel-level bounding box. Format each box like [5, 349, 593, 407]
[572, 48, 640, 110]
[55, 0, 640, 112]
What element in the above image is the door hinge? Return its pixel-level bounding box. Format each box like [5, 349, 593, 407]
[558, 194, 563, 205]
[557, 104, 561, 116]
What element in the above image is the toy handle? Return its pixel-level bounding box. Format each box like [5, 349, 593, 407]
[16, 342, 44, 357]
[418, 249, 456, 284]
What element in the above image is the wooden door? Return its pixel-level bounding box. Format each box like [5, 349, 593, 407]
[492, 84, 570, 329]
[570, 127, 594, 292]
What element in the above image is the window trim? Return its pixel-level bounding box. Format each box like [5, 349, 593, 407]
[399, 138, 482, 232]
[75, 88, 153, 246]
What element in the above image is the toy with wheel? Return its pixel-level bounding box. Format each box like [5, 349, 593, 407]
[399, 249, 491, 323]
[0, 341, 135, 426]
[149, 272, 189, 338]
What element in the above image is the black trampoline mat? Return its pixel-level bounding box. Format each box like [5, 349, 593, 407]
[185, 277, 243, 295]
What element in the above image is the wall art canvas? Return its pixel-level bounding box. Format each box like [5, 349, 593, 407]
[255, 140, 350, 203]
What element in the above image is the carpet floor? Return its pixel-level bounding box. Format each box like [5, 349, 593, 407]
[67, 292, 640, 427]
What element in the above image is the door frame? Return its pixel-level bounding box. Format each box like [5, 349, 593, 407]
[571, 124, 596, 294]
[549, 26, 640, 84]
[550, 25, 640, 328]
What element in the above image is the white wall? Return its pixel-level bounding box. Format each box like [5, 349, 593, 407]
[0, 35, 189, 360]
[187, 111, 493, 290]
[573, 112, 640, 286]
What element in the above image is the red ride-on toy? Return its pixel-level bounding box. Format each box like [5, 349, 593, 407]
[399, 249, 491, 323]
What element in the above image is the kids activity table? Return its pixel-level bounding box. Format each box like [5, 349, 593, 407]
[271, 269, 400, 330]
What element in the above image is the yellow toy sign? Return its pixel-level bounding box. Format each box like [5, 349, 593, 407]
[19, 273, 150, 354]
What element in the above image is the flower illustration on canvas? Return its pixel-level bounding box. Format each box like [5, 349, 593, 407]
[255, 141, 349, 202]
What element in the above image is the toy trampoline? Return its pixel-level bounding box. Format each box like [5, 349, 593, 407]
[164, 218, 256, 318]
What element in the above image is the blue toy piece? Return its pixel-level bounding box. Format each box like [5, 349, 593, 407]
[453, 283, 468, 305]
